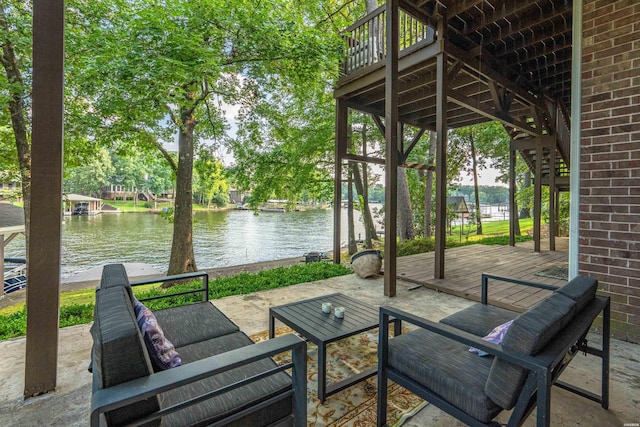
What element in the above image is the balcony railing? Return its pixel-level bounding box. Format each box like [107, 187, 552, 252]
[341, 5, 435, 76]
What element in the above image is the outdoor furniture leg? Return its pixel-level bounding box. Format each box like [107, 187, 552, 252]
[377, 311, 390, 427]
[536, 369, 551, 427]
[269, 313, 275, 339]
[291, 342, 308, 427]
[393, 318, 401, 337]
[318, 342, 327, 403]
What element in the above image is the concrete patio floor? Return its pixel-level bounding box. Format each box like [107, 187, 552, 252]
[1, 273, 638, 426]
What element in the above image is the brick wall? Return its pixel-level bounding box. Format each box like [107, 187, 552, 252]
[580, 0, 640, 343]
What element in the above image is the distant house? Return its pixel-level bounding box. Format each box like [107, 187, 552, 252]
[63, 194, 103, 216]
[0, 179, 22, 201]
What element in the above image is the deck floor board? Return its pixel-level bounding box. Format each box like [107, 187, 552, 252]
[391, 244, 568, 312]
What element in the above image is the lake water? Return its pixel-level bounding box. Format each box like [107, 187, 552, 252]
[5, 208, 373, 278]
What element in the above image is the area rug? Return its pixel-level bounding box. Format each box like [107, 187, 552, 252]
[534, 263, 568, 281]
[250, 326, 427, 427]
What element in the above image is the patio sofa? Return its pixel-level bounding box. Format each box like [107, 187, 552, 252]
[377, 274, 610, 427]
[90, 264, 307, 427]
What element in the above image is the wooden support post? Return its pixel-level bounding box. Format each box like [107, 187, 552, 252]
[434, 18, 448, 279]
[25, 0, 65, 398]
[384, 0, 399, 297]
[509, 140, 517, 246]
[549, 147, 556, 251]
[533, 142, 542, 253]
[333, 99, 348, 264]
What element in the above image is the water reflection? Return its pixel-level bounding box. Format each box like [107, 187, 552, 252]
[6, 208, 372, 277]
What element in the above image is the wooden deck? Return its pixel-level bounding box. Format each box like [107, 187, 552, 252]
[394, 244, 568, 312]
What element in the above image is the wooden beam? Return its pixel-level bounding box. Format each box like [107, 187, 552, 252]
[447, 89, 540, 135]
[403, 127, 426, 160]
[445, 41, 547, 110]
[512, 135, 556, 150]
[434, 18, 448, 280]
[334, 100, 348, 265]
[372, 114, 385, 136]
[343, 153, 385, 166]
[549, 146, 556, 251]
[509, 140, 517, 247]
[384, 0, 399, 297]
[25, 0, 65, 398]
[533, 142, 542, 253]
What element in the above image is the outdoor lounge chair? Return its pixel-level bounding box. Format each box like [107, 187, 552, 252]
[90, 264, 307, 426]
[377, 274, 610, 427]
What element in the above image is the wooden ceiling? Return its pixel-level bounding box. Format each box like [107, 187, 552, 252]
[335, 0, 573, 132]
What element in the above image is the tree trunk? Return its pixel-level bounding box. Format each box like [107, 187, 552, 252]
[470, 132, 482, 235]
[520, 171, 531, 218]
[424, 131, 435, 238]
[0, 5, 31, 266]
[352, 163, 377, 247]
[351, 123, 378, 247]
[397, 167, 415, 241]
[167, 107, 198, 277]
[347, 162, 357, 255]
[365, 0, 378, 12]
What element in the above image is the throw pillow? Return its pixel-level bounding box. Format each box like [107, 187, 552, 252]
[133, 298, 182, 370]
[469, 319, 514, 357]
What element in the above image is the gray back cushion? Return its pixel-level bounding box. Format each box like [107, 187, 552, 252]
[91, 285, 160, 426]
[100, 263, 131, 289]
[155, 302, 239, 348]
[556, 275, 598, 313]
[485, 293, 576, 409]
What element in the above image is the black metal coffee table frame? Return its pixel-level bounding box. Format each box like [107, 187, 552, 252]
[269, 293, 401, 402]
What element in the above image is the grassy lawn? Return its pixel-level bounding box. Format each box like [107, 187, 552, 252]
[104, 200, 227, 212]
[105, 199, 174, 212]
[451, 218, 534, 243]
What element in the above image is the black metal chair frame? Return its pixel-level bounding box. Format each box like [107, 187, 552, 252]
[90, 271, 307, 427]
[377, 275, 610, 427]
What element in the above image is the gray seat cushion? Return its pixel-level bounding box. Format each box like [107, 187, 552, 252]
[440, 303, 518, 337]
[556, 275, 598, 312]
[485, 292, 577, 409]
[91, 286, 159, 426]
[155, 302, 239, 348]
[388, 329, 502, 423]
[161, 331, 292, 427]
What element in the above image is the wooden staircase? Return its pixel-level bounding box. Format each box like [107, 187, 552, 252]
[508, 101, 571, 191]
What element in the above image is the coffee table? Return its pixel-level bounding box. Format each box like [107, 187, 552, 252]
[269, 293, 400, 402]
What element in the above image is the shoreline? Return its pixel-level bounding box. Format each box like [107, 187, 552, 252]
[0, 256, 311, 310]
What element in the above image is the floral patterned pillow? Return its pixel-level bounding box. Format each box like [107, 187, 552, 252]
[133, 298, 182, 370]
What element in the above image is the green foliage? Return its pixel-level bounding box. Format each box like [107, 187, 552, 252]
[59, 304, 94, 328]
[465, 235, 533, 245]
[194, 149, 230, 208]
[0, 262, 352, 340]
[394, 237, 462, 257]
[454, 185, 508, 205]
[159, 207, 175, 223]
[396, 238, 436, 256]
[0, 308, 27, 340]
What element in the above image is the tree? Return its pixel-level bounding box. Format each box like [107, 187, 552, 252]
[0, 0, 32, 258]
[348, 114, 382, 248]
[64, 149, 114, 196]
[449, 122, 509, 235]
[68, 0, 345, 276]
[194, 149, 229, 208]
